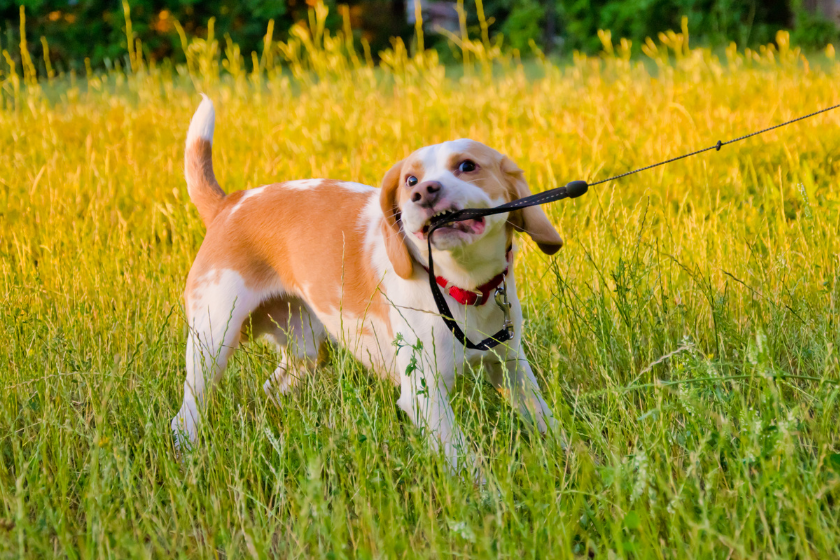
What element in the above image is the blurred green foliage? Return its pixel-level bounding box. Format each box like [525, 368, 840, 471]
[499, 0, 546, 52]
[464, 0, 836, 55]
[0, 0, 836, 72]
[790, 3, 840, 49]
[556, 0, 795, 52]
[1, 0, 297, 71]
[0, 0, 397, 71]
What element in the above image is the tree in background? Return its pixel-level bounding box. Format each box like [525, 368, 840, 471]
[0, 0, 836, 73]
[558, 0, 793, 52]
[458, 0, 840, 53]
[1, 0, 335, 71]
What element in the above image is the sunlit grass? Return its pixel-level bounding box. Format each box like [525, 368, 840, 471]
[2, 5, 840, 558]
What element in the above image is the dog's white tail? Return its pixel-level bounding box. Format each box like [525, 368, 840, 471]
[185, 94, 225, 226]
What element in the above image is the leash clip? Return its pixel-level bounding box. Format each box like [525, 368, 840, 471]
[494, 279, 514, 339]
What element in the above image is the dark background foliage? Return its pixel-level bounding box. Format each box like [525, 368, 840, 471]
[558, 0, 793, 51]
[0, 0, 836, 72]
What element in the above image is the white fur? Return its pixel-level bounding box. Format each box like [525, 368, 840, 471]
[229, 185, 268, 216]
[402, 140, 512, 288]
[186, 94, 215, 144]
[337, 181, 373, 194]
[172, 269, 260, 449]
[172, 104, 560, 477]
[283, 179, 323, 190]
[229, 181, 373, 218]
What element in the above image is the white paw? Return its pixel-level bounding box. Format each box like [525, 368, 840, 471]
[262, 379, 281, 408]
[170, 410, 196, 456]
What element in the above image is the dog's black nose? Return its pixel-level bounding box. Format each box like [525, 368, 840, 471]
[410, 181, 442, 208]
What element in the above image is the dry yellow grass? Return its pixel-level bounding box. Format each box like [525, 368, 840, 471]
[2, 6, 840, 558]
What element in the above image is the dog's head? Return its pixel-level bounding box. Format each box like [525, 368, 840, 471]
[379, 139, 563, 278]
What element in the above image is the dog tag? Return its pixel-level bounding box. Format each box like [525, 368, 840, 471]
[494, 280, 514, 339]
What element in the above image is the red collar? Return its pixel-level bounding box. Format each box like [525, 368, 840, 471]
[422, 252, 511, 307]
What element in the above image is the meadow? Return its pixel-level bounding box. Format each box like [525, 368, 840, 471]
[2, 6, 840, 558]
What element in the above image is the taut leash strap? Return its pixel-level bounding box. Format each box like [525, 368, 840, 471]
[424, 103, 840, 351]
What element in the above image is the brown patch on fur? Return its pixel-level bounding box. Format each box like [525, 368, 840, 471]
[185, 138, 226, 226]
[500, 156, 564, 254]
[186, 181, 392, 331]
[443, 144, 513, 203]
[379, 160, 415, 279]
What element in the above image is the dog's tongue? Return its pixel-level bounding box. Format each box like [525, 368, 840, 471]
[451, 218, 485, 235]
[420, 217, 485, 238]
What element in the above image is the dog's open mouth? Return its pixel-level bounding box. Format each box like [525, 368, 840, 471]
[416, 209, 486, 240]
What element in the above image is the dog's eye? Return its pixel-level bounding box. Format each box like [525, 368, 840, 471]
[458, 160, 477, 173]
[406, 176, 418, 187]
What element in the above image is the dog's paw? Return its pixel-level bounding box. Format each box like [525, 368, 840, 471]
[170, 413, 196, 461]
[262, 378, 284, 408]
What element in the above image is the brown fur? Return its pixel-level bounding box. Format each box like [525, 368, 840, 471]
[500, 156, 564, 254]
[186, 181, 391, 331]
[184, 138, 226, 226]
[379, 159, 415, 280]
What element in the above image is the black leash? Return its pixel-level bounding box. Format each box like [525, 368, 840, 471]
[425, 102, 840, 351]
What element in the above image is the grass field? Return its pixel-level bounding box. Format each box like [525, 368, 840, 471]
[2, 7, 840, 558]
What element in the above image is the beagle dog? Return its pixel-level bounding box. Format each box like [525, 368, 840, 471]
[171, 96, 564, 473]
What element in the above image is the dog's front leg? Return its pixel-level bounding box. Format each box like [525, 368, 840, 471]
[490, 347, 560, 436]
[395, 346, 469, 474]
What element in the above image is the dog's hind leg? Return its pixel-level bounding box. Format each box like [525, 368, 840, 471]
[249, 297, 327, 403]
[171, 269, 262, 451]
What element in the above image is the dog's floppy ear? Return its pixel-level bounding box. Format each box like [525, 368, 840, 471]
[379, 159, 414, 279]
[501, 156, 564, 255]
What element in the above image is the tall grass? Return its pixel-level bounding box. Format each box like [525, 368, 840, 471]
[2, 5, 840, 558]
